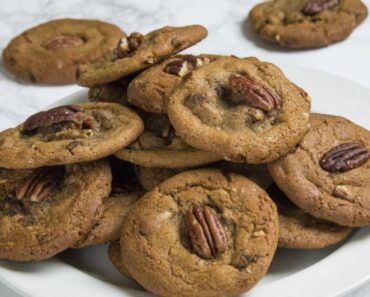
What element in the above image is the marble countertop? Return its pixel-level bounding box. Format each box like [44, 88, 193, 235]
[0, 0, 369, 296]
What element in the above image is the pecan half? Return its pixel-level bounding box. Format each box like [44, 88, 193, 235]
[23, 105, 83, 133]
[301, 0, 339, 15]
[320, 142, 370, 172]
[228, 75, 280, 112]
[15, 167, 64, 202]
[43, 35, 84, 50]
[185, 204, 228, 259]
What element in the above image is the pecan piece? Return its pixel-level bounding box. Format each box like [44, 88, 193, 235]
[15, 167, 64, 202]
[320, 142, 370, 172]
[228, 74, 280, 112]
[23, 105, 83, 133]
[43, 35, 84, 50]
[115, 32, 144, 58]
[232, 251, 257, 269]
[185, 204, 228, 259]
[301, 0, 339, 15]
[164, 56, 210, 77]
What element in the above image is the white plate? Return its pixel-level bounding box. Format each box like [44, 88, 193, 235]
[1, 65, 370, 297]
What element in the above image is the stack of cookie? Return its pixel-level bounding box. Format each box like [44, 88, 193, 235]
[1, 19, 370, 297]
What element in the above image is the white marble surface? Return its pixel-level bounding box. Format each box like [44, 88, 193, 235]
[0, 0, 369, 296]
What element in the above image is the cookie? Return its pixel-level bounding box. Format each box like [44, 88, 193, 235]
[168, 56, 311, 163]
[248, 0, 368, 48]
[266, 183, 353, 249]
[268, 113, 370, 227]
[77, 25, 208, 87]
[127, 54, 221, 113]
[2, 18, 125, 84]
[135, 162, 272, 192]
[88, 79, 130, 105]
[0, 160, 111, 261]
[135, 166, 181, 191]
[108, 241, 133, 280]
[120, 169, 279, 297]
[115, 114, 222, 168]
[75, 159, 142, 247]
[0, 103, 144, 169]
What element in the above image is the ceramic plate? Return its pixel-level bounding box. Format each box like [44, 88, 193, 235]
[0, 65, 370, 297]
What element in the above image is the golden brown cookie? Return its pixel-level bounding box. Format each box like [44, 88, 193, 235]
[267, 183, 353, 249]
[120, 169, 279, 297]
[75, 159, 143, 248]
[268, 113, 370, 227]
[0, 160, 111, 261]
[77, 25, 208, 87]
[2, 18, 125, 84]
[168, 57, 311, 163]
[115, 113, 222, 168]
[127, 54, 222, 113]
[0, 103, 144, 169]
[248, 0, 368, 48]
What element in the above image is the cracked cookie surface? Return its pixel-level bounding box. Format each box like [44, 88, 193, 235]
[2, 18, 125, 84]
[115, 113, 221, 168]
[0, 102, 144, 169]
[77, 25, 207, 87]
[268, 113, 370, 227]
[0, 160, 111, 261]
[267, 183, 353, 248]
[120, 169, 278, 297]
[248, 0, 368, 48]
[168, 57, 311, 163]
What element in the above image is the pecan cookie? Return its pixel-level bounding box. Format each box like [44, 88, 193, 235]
[0, 160, 111, 261]
[268, 113, 370, 227]
[108, 241, 133, 280]
[267, 183, 353, 249]
[2, 18, 125, 84]
[77, 25, 208, 87]
[0, 103, 144, 169]
[127, 54, 221, 113]
[88, 79, 130, 105]
[120, 169, 279, 297]
[75, 159, 143, 248]
[115, 114, 222, 168]
[135, 162, 272, 192]
[168, 57, 311, 163]
[248, 0, 368, 48]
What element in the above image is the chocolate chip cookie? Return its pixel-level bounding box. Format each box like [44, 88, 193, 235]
[0, 160, 111, 261]
[269, 113, 370, 227]
[77, 25, 208, 87]
[248, 0, 368, 48]
[75, 159, 143, 247]
[127, 54, 221, 113]
[0, 103, 144, 169]
[2, 18, 125, 84]
[115, 114, 222, 168]
[168, 57, 311, 163]
[120, 169, 279, 297]
[267, 183, 353, 249]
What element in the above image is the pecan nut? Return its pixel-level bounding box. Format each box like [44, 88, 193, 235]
[43, 35, 84, 50]
[164, 55, 210, 77]
[185, 204, 228, 259]
[301, 0, 339, 15]
[15, 167, 64, 202]
[228, 74, 280, 112]
[320, 142, 370, 172]
[115, 32, 144, 59]
[23, 105, 83, 133]
[232, 251, 257, 269]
